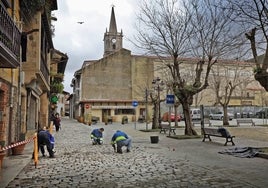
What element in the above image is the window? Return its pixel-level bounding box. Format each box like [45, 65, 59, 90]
[115, 109, 135, 115]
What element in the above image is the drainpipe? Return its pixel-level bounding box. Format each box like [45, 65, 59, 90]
[8, 70, 14, 147]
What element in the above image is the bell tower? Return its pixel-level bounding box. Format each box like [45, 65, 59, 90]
[103, 6, 123, 57]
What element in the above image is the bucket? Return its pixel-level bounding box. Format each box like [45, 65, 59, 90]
[150, 136, 159, 144]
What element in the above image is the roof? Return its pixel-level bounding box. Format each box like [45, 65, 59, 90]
[109, 6, 117, 33]
[52, 49, 68, 74]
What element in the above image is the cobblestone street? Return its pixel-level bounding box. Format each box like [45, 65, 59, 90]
[4, 118, 268, 187]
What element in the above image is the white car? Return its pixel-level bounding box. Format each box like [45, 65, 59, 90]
[190, 109, 201, 120]
[209, 112, 234, 120]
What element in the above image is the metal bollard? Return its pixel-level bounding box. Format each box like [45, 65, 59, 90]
[34, 133, 38, 168]
[49, 121, 53, 134]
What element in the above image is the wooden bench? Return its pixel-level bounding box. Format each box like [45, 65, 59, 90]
[159, 123, 176, 135]
[202, 127, 235, 146]
[236, 119, 255, 126]
[192, 119, 211, 127]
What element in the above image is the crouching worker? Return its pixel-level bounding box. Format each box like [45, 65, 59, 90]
[38, 127, 55, 158]
[111, 130, 132, 154]
[90, 128, 104, 145]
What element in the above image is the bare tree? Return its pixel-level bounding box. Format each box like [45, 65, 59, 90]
[225, 0, 268, 91]
[134, 0, 242, 135]
[210, 61, 254, 125]
[149, 92, 159, 129]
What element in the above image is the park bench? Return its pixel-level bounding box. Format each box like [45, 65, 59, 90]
[159, 123, 176, 135]
[202, 127, 235, 146]
[192, 119, 211, 127]
[236, 119, 255, 126]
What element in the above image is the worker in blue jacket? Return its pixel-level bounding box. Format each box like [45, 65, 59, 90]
[111, 130, 132, 154]
[37, 127, 54, 158]
[91, 128, 104, 145]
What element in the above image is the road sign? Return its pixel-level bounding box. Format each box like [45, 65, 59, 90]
[50, 95, 58, 103]
[166, 94, 175, 106]
[132, 100, 138, 107]
[85, 104, 90, 109]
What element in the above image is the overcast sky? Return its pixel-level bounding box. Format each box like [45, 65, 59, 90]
[53, 0, 140, 93]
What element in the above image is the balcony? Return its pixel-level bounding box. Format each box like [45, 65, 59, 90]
[0, 2, 21, 68]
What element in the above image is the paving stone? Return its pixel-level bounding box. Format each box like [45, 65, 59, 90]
[4, 118, 268, 187]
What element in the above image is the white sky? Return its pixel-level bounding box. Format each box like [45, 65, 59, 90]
[53, 0, 140, 93]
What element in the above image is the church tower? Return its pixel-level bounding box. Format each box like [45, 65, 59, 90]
[103, 6, 123, 57]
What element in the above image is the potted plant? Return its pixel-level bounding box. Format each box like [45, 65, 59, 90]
[121, 116, 128, 124]
[104, 116, 108, 125]
[0, 141, 6, 168]
[11, 133, 26, 155]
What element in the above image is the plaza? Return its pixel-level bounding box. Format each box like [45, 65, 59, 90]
[1, 117, 268, 187]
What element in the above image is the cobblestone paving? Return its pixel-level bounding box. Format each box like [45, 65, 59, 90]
[6, 119, 265, 188]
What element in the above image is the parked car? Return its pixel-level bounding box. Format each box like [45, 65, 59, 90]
[190, 108, 201, 120]
[209, 112, 234, 120]
[235, 112, 241, 119]
[162, 112, 181, 122]
[256, 108, 268, 118]
[241, 111, 254, 118]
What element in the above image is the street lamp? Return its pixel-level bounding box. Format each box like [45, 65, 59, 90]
[152, 77, 164, 128]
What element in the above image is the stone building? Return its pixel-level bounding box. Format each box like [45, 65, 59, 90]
[71, 7, 156, 123]
[19, 0, 59, 139]
[50, 49, 69, 117]
[0, 0, 67, 155]
[71, 7, 267, 124]
[0, 0, 21, 148]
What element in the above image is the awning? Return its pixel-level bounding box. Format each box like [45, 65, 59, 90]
[92, 106, 134, 109]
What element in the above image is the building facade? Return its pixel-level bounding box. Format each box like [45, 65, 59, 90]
[70, 7, 267, 124]
[0, 0, 68, 156]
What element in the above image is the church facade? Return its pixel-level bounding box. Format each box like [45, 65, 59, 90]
[70, 7, 156, 123]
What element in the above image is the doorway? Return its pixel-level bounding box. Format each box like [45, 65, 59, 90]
[102, 109, 111, 122]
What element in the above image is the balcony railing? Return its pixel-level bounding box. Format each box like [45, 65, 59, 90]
[40, 55, 49, 84]
[0, 2, 21, 68]
[36, 54, 50, 91]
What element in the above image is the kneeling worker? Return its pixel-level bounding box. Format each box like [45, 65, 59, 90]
[91, 128, 104, 145]
[111, 130, 132, 154]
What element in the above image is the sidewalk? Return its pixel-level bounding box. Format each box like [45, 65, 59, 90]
[0, 142, 34, 188]
[0, 118, 268, 187]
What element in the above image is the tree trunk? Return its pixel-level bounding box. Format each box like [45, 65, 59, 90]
[181, 101, 198, 136]
[222, 106, 229, 126]
[255, 72, 268, 91]
[174, 103, 179, 127]
[152, 102, 159, 129]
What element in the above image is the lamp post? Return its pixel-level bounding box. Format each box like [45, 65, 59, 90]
[145, 88, 149, 130]
[152, 77, 164, 128]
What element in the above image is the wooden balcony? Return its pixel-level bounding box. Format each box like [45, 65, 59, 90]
[0, 2, 21, 68]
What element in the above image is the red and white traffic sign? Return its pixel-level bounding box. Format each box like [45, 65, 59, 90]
[85, 104, 90, 109]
